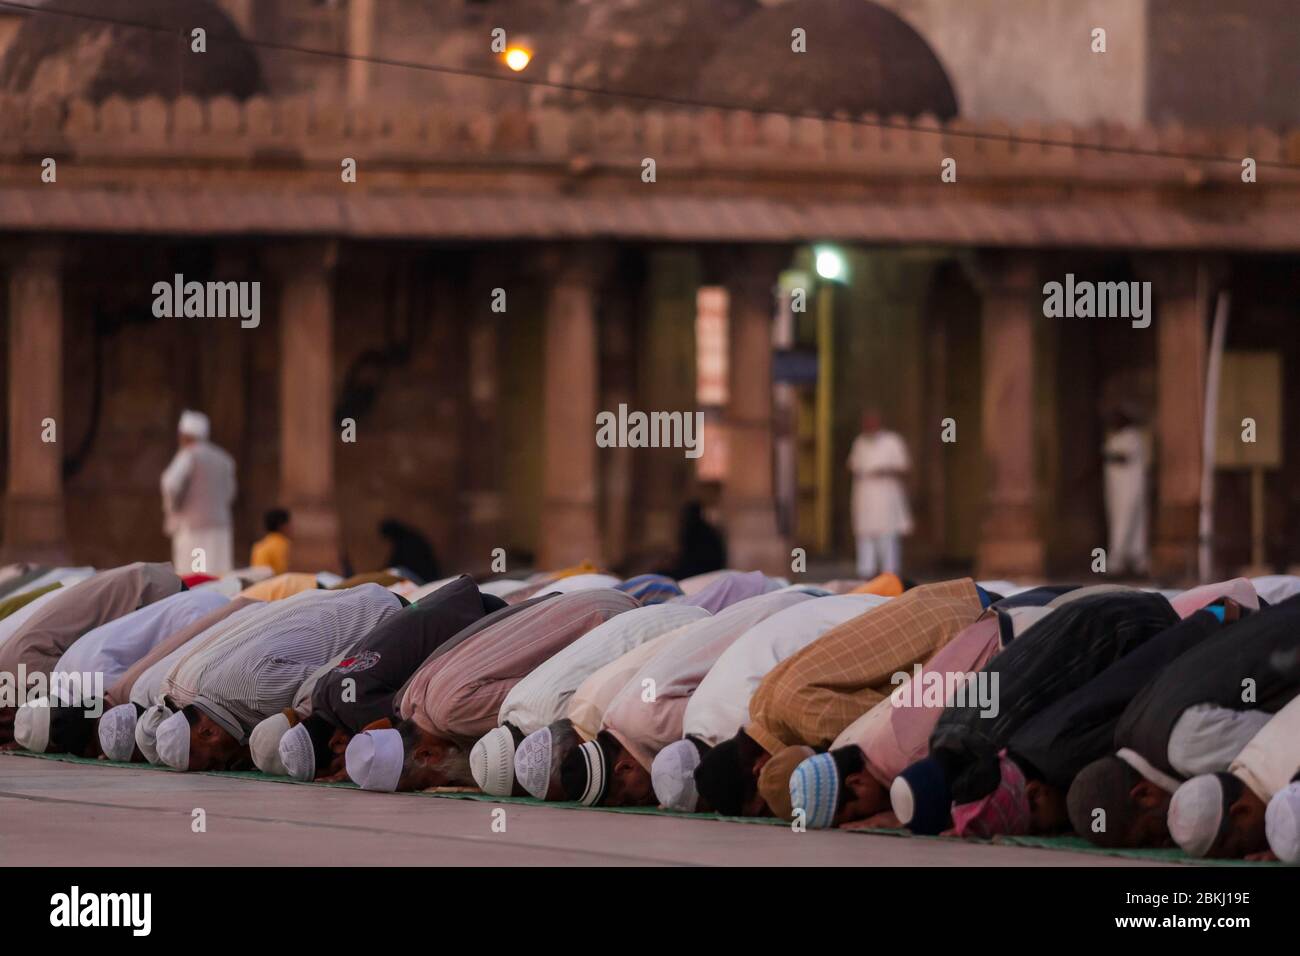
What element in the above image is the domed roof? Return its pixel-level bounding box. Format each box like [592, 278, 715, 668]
[697, 0, 958, 118]
[0, 0, 265, 102]
[535, 0, 760, 107]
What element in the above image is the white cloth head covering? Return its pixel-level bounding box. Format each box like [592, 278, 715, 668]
[156, 709, 191, 770]
[1168, 773, 1228, 858]
[346, 728, 403, 792]
[514, 725, 553, 799]
[249, 712, 292, 776]
[135, 704, 171, 764]
[278, 722, 317, 781]
[135, 705, 165, 763]
[178, 410, 210, 440]
[471, 726, 517, 796]
[99, 704, 139, 762]
[14, 700, 51, 753]
[1265, 781, 1300, 863]
[651, 738, 701, 812]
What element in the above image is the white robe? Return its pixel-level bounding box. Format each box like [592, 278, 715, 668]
[848, 431, 912, 538]
[1103, 425, 1150, 570]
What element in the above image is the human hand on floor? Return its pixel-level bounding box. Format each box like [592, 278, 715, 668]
[840, 810, 901, 830]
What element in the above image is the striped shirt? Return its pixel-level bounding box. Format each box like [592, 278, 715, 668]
[498, 602, 710, 735]
[602, 589, 816, 770]
[683, 594, 889, 747]
[746, 578, 983, 754]
[162, 584, 402, 740]
[108, 597, 262, 708]
[401, 589, 637, 744]
[51, 590, 230, 700]
[129, 601, 266, 710]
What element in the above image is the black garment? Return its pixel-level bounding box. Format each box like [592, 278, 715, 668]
[1008, 609, 1224, 791]
[930, 590, 1179, 804]
[668, 503, 727, 581]
[378, 519, 440, 585]
[1116, 595, 1300, 776]
[311, 575, 504, 733]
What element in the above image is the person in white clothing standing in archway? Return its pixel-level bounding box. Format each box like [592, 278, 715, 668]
[847, 409, 912, 578]
[161, 410, 237, 576]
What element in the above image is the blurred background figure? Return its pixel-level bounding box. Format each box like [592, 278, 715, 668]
[250, 508, 292, 575]
[378, 518, 440, 585]
[667, 501, 727, 581]
[848, 409, 911, 578]
[160, 410, 236, 576]
[1103, 405, 1151, 576]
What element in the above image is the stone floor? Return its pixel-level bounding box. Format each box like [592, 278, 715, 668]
[0, 756, 1164, 866]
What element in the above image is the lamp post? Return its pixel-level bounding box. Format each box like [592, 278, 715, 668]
[813, 246, 846, 555]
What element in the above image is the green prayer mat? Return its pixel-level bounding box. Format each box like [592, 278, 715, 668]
[2, 750, 1282, 865]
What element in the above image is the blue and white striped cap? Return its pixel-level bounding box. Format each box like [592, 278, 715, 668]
[790, 752, 840, 829]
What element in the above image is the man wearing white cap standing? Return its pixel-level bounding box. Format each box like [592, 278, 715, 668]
[161, 410, 237, 576]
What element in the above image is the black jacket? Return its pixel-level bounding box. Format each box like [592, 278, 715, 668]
[1116, 595, 1300, 775]
[311, 575, 505, 732]
[930, 590, 1179, 803]
[1008, 609, 1224, 790]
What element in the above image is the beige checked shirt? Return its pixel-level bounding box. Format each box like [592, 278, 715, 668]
[745, 578, 983, 754]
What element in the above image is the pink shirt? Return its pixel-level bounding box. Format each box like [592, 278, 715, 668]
[399, 589, 636, 744]
[834, 613, 1003, 786]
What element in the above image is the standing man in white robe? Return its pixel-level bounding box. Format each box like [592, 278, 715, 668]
[1102, 407, 1150, 576]
[161, 411, 237, 576]
[847, 409, 912, 578]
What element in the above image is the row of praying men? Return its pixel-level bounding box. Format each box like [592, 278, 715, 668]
[2, 559, 1299, 863]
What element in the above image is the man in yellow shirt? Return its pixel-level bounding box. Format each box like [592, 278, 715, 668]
[250, 509, 291, 576]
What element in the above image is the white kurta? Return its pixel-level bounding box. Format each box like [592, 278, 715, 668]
[683, 594, 889, 746]
[848, 431, 912, 538]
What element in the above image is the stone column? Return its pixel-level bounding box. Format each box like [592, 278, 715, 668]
[636, 248, 701, 558]
[538, 247, 604, 570]
[267, 242, 341, 573]
[346, 0, 376, 107]
[719, 247, 788, 576]
[970, 252, 1044, 579]
[1138, 256, 1209, 582]
[457, 260, 506, 575]
[2, 242, 66, 563]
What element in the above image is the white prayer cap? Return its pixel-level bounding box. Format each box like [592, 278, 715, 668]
[156, 709, 192, 771]
[1265, 782, 1300, 864]
[14, 699, 51, 753]
[346, 729, 403, 792]
[250, 712, 292, 776]
[574, 740, 608, 807]
[135, 705, 170, 764]
[513, 725, 553, 800]
[651, 739, 701, 812]
[178, 410, 210, 440]
[471, 727, 516, 796]
[1168, 774, 1227, 858]
[278, 722, 317, 781]
[99, 705, 139, 762]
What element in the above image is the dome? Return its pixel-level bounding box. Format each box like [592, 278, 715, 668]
[536, 0, 760, 107]
[696, 0, 958, 118]
[0, 0, 265, 102]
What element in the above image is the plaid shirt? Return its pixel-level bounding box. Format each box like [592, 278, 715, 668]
[746, 579, 983, 754]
